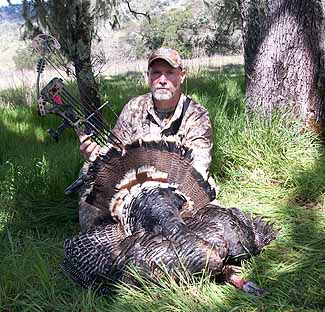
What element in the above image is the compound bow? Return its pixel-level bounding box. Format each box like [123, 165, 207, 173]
[32, 33, 123, 148]
[32, 33, 124, 193]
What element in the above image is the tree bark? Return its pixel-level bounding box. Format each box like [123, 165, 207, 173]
[239, 0, 325, 132]
[48, 0, 101, 112]
[73, 1, 101, 114]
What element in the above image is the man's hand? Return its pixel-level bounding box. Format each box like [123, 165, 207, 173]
[79, 137, 100, 161]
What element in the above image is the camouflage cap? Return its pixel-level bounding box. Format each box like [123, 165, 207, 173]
[148, 48, 183, 69]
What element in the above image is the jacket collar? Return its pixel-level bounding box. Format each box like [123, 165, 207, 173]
[146, 93, 186, 129]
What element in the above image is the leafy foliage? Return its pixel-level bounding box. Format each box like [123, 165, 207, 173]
[201, 0, 242, 55]
[124, 2, 242, 60]
[140, 9, 200, 58]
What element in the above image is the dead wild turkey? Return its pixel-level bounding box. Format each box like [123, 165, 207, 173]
[62, 140, 278, 295]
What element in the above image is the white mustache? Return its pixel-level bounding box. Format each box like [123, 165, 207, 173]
[155, 88, 169, 91]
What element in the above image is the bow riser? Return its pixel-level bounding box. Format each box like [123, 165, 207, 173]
[37, 77, 88, 142]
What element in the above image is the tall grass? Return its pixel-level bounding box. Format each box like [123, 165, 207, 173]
[1, 67, 325, 311]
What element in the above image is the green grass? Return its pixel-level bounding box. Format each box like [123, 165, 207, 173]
[1, 67, 325, 311]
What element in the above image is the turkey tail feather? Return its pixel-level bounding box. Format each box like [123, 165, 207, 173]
[85, 140, 216, 217]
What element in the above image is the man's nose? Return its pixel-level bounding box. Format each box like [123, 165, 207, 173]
[158, 74, 167, 84]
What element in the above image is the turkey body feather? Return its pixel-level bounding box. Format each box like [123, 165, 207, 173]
[184, 204, 279, 259]
[62, 223, 227, 295]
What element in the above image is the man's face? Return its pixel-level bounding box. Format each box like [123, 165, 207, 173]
[148, 60, 185, 102]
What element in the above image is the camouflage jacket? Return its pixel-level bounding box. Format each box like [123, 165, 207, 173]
[109, 93, 213, 178]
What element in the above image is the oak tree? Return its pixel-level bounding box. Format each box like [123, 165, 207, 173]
[239, 0, 325, 131]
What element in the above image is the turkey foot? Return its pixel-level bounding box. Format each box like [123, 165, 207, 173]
[223, 265, 265, 296]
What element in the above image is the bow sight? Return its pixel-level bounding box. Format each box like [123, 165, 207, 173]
[38, 77, 87, 142]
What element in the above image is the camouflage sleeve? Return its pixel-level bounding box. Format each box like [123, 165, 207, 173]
[184, 110, 212, 179]
[109, 100, 134, 146]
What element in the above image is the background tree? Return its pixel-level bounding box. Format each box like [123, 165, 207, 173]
[239, 0, 325, 132]
[202, 0, 242, 56]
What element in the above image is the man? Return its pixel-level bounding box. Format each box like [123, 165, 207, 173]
[80, 47, 213, 179]
[78, 48, 216, 231]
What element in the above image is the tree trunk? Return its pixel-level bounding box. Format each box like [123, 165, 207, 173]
[73, 1, 101, 115]
[239, 0, 325, 132]
[49, 0, 101, 112]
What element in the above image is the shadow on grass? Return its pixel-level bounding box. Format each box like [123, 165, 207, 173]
[0, 107, 81, 234]
[186, 66, 245, 120]
[276, 151, 325, 309]
[212, 152, 325, 311]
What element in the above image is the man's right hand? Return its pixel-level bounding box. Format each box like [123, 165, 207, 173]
[80, 138, 100, 161]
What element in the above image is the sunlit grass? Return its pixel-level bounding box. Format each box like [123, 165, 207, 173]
[1, 67, 325, 311]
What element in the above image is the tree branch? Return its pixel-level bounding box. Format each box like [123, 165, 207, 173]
[124, 0, 151, 23]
